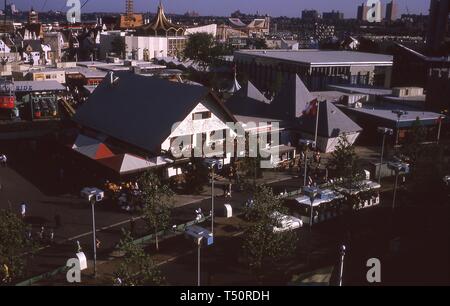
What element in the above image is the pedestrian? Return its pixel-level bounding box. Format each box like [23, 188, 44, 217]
[26, 229, 32, 240]
[49, 229, 55, 244]
[38, 226, 44, 240]
[76, 240, 82, 253]
[20, 202, 27, 218]
[115, 277, 123, 286]
[0, 154, 7, 167]
[195, 208, 203, 221]
[1, 264, 10, 283]
[96, 238, 101, 249]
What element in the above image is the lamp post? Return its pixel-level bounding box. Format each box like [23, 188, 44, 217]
[392, 110, 408, 147]
[304, 187, 319, 230]
[437, 116, 444, 144]
[208, 162, 217, 237]
[388, 161, 409, 211]
[197, 237, 202, 287]
[339, 245, 346, 286]
[90, 198, 97, 278]
[299, 140, 316, 187]
[377, 127, 394, 184]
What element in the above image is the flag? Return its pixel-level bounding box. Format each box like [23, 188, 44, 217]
[303, 99, 318, 117]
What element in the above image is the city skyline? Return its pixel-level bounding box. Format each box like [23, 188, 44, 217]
[5, 0, 430, 18]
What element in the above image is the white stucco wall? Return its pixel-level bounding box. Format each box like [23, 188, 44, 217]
[161, 98, 235, 156]
[125, 36, 168, 61]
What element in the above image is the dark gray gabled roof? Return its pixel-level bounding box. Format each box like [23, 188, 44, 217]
[73, 72, 228, 153]
[226, 75, 315, 121]
[225, 81, 280, 119]
[297, 101, 362, 138]
[270, 75, 314, 119]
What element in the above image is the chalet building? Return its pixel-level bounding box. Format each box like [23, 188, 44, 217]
[72, 72, 240, 178]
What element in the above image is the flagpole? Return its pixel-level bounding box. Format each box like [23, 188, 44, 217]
[314, 100, 320, 149]
[437, 116, 442, 144]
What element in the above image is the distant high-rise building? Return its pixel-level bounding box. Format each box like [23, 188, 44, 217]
[357, 3, 369, 21]
[322, 10, 344, 22]
[302, 10, 320, 21]
[357, 2, 382, 22]
[5, 3, 18, 16]
[385, 0, 398, 21]
[427, 0, 450, 54]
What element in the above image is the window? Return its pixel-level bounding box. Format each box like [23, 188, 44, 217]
[46, 75, 51, 80]
[192, 111, 211, 120]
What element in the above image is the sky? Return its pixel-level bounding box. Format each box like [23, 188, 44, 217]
[11, 0, 431, 18]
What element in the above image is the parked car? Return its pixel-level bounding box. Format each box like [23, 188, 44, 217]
[272, 211, 303, 233]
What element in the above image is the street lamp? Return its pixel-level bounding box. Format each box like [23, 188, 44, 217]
[299, 139, 316, 187]
[185, 225, 213, 286]
[339, 245, 346, 286]
[197, 237, 202, 287]
[81, 187, 104, 279]
[208, 161, 220, 237]
[391, 110, 408, 147]
[377, 127, 394, 184]
[387, 161, 410, 211]
[90, 197, 98, 278]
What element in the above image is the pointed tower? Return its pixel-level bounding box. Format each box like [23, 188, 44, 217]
[141, 1, 185, 36]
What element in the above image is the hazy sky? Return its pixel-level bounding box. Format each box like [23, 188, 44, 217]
[12, 0, 431, 18]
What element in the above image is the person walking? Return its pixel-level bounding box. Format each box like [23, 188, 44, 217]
[49, 229, 55, 244]
[76, 240, 82, 253]
[20, 202, 27, 219]
[38, 226, 44, 241]
[0, 154, 7, 167]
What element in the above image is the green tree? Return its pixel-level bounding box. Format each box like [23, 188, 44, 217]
[242, 186, 298, 277]
[138, 171, 173, 251]
[183, 158, 209, 195]
[0, 210, 33, 284]
[184, 33, 216, 67]
[248, 38, 268, 49]
[237, 156, 262, 190]
[113, 230, 165, 286]
[184, 33, 232, 68]
[401, 117, 427, 164]
[327, 134, 364, 190]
